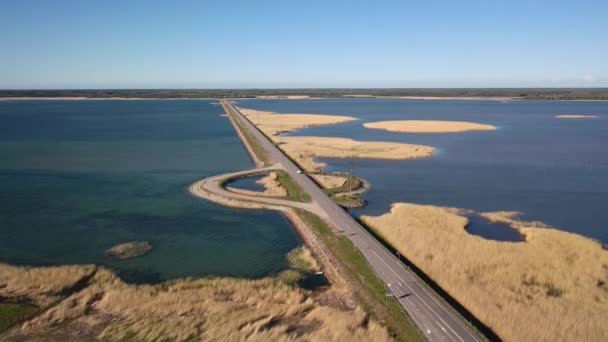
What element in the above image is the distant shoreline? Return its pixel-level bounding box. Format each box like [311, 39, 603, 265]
[2, 95, 607, 101]
[384, 95, 519, 101]
[0, 97, 216, 101]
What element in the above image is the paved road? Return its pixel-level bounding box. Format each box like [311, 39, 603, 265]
[189, 164, 326, 216]
[221, 100, 481, 342]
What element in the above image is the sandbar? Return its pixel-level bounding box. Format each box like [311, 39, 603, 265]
[363, 120, 497, 133]
[555, 114, 598, 119]
[237, 107, 356, 135]
[279, 136, 435, 172]
[361, 203, 608, 342]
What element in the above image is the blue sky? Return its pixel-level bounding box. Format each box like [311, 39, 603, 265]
[1, 0, 607, 88]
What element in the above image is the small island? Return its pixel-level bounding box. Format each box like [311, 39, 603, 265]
[237, 107, 356, 135]
[363, 120, 497, 133]
[279, 136, 435, 172]
[105, 241, 152, 259]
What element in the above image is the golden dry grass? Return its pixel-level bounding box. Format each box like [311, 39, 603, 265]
[311, 174, 348, 189]
[279, 136, 435, 172]
[287, 246, 321, 273]
[3, 263, 391, 342]
[237, 106, 435, 172]
[0, 263, 96, 307]
[361, 203, 608, 342]
[237, 107, 356, 136]
[363, 120, 497, 133]
[555, 114, 598, 119]
[257, 172, 288, 197]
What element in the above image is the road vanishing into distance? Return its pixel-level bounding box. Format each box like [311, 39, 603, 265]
[221, 100, 481, 342]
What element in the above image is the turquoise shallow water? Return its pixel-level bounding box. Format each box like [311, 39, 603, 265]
[237, 98, 608, 243]
[0, 100, 300, 283]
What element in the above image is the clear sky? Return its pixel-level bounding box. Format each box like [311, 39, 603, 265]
[1, 0, 607, 89]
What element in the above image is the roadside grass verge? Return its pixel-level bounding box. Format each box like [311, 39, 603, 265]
[294, 209, 423, 342]
[275, 170, 311, 202]
[223, 104, 268, 164]
[0, 302, 38, 333]
[234, 118, 268, 164]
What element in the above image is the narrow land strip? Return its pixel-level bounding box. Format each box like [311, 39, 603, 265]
[205, 100, 482, 342]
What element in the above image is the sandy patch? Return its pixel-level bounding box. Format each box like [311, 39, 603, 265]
[237, 107, 356, 136]
[363, 120, 496, 133]
[279, 136, 434, 172]
[256, 172, 288, 197]
[361, 203, 608, 342]
[555, 114, 598, 119]
[387, 96, 518, 101]
[256, 95, 311, 99]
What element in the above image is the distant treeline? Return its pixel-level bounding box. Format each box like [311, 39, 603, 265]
[1, 88, 608, 100]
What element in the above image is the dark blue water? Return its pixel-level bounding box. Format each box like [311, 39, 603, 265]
[225, 175, 266, 192]
[0, 100, 300, 283]
[237, 99, 608, 243]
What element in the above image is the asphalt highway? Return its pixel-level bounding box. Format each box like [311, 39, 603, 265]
[221, 100, 481, 342]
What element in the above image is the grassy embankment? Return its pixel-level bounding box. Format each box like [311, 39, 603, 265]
[276, 168, 420, 339]
[225, 105, 269, 165]
[226, 105, 311, 203]
[295, 209, 423, 342]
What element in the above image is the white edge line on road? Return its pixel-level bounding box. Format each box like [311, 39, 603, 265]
[371, 250, 465, 342]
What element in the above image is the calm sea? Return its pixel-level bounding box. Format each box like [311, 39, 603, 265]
[237, 98, 608, 243]
[0, 100, 300, 283]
